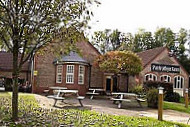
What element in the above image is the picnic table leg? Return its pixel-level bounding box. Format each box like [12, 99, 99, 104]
[53, 100, 57, 107]
[137, 100, 142, 107]
[90, 95, 94, 99]
[118, 101, 122, 108]
[78, 99, 83, 107]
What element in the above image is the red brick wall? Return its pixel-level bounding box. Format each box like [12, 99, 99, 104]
[33, 41, 103, 95]
[76, 42, 103, 88]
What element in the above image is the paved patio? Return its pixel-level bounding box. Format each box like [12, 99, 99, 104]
[35, 94, 190, 125]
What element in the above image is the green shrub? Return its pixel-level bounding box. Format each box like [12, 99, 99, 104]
[144, 81, 173, 93]
[130, 85, 145, 95]
[147, 88, 158, 108]
[164, 92, 180, 102]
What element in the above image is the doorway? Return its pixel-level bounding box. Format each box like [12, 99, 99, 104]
[113, 76, 118, 92]
[106, 78, 111, 92]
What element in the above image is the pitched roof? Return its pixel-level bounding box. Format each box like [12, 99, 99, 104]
[0, 51, 30, 71]
[137, 47, 166, 67]
[55, 51, 89, 64]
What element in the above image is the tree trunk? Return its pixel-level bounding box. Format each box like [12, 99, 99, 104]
[12, 44, 19, 121]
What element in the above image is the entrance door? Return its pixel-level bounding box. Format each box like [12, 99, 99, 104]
[106, 78, 111, 92]
[113, 77, 117, 92]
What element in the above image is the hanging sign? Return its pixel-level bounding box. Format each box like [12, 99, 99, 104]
[34, 70, 38, 76]
[151, 63, 180, 73]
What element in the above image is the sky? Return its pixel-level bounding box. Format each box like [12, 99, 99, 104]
[88, 0, 190, 36]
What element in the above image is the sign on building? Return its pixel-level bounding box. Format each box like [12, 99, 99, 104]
[151, 63, 180, 73]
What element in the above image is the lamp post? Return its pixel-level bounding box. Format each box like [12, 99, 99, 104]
[158, 87, 164, 121]
[185, 88, 189, 108]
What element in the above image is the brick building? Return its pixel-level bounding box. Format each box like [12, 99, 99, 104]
[32, 41, 103, 95]
[93, 47, 189, 96]
[0, 51, 31, 90]
[0, 45, 189, 96]
[136, 47, 189, 96]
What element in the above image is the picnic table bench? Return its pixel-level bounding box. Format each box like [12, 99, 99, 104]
[47, 89, 85, 107]
[86, 88, 104, 99]
[111, 92, 146, 108]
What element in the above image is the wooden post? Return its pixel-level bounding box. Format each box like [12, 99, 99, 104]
[185, 88, 189, 108]
[158, 87, 164, 121]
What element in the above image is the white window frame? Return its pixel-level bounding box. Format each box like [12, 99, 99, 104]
[160, 75, 171, 82]
[66, 65, 74, 84]
[78, 65, 85, 84]
[145, 73, 157, 81]
[56, 65, 63, 83]
[174, 75, 184, 89]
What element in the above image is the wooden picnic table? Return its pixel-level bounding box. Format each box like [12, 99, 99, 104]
[47, 89, 85, 107]
[49, 86, 67, 90]
[111, 92, 146, 108]
[86, 88, 105, 99]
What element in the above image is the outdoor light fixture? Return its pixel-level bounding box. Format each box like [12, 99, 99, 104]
[158, 87, 164, 94]
[185, 88, 189, 94]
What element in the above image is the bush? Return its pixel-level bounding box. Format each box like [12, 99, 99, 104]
[164, 92, 180, 102]
[147, 88, 158, 108]
[144, 81, 173, 93]
[129, 85, 145, 95]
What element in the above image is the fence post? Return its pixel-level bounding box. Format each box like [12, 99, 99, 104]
[185, 88, 189, 108]
[158, 87, 164, 121]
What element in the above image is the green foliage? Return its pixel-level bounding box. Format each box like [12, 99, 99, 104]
[91, 28, 190, 74]
[164, 92, 181, 103]
[91, 29, 130, 54]
[0, 93, 187, 127]
[144, 81, 173, 93]
[95, 51, 142, 75]
[164, 101, 190, 114]
[129, 85, 145, 95]
[147, 88, 158, 108]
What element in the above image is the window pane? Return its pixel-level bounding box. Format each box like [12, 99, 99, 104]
[146, 75, 149, 81]
[56, 65, 62, 83]
[181, 78, 183, 88]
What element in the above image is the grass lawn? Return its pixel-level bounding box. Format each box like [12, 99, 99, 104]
[164, 101, 190, 114]
[0, 92, 189, 127]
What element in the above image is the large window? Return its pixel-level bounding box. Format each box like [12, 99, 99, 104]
[56, 65, 63, 83]
[174, 76, 184, 89]
[78, 65, 85, 84]
[160, 75, 171, 82]
[66, 65, 74, 84]
[145, 73, 157, 81]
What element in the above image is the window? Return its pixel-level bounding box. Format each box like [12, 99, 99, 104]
[78, 65, 85, 84]
[145, 73, 157, 81]
[56, 65, 62, 83]
[174, 76, 184, 89]
[160, 75, 171, 82]
[66, 65, 74, 84]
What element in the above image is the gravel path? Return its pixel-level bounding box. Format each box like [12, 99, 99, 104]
[34, 94, 190, 125]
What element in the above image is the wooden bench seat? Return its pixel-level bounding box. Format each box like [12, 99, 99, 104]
[47, 95, 65, 107]
[86, 92, 100, 99]
[110, 98, 131, 102]
[86, 92, 100, 95]
[136, 98, 146, 102]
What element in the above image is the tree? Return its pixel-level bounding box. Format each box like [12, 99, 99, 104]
[133, 29, 154, 52]
[95, 51, 142, 75]
[0, 0, 98, 121]
[91, 29, 128, 54]
[154, 27, 175, 49]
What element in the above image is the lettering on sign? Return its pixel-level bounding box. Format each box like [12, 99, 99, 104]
[151, 64, 180, 73]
